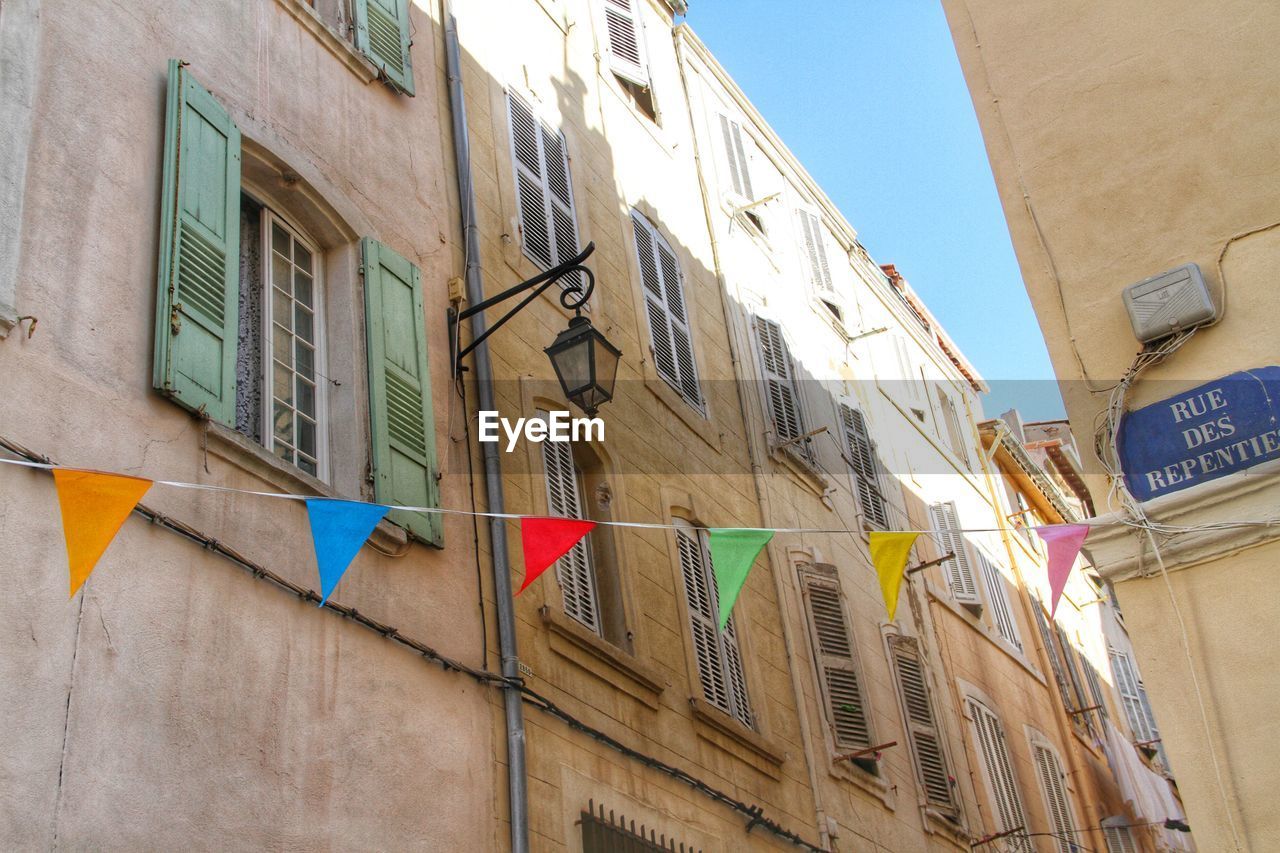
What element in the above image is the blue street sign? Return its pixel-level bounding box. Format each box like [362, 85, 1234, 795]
[1118, 367, 1280, 502]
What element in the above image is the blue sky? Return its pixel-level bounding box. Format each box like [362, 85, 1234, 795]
[687, 1, 1066, 421]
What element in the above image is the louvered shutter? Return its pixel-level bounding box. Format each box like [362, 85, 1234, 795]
[362, 238, 441, 546]
[539, 414, 600, 633]
[891, 637, 954, 809]
[353, 0, 414, 95]
[1110, 649, 1157, 742]
[1056, 625, 1091, 720]
[976, 551, 1022, 650]
[719, 114, 753, 200]
[507, 93, 581, 277]
[602, 0, 649, 87]
[800, 570, 871, 751]
[968, 699, 1031, 852]
[928, 502, 981, 605]
[1082, 658, 1109, 719]
[755, 317, 809, 457]
[798, 210, 833, 294]
[153, 61, 241, 426]
[631, 213, 702, 409]
[1033, 744, 1077, 853]
[1103, 824, 1138, 853]
[839, 404, 889, 528]
[938, 389, 971, 469]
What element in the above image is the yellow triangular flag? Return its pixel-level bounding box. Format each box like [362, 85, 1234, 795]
[870, 531, 921, 621]
[52, 470, 152, 598]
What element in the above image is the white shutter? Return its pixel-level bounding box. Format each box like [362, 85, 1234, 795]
[839, 404, 889, 528]
[1056, 625, 1091, 719]
[891, 637, 955, 810]
[755, 317, 810, 457]
[798, 210, 833, 294]
[1103, 824, 1138, 853]
[968, 699, 1032, 852]
[976, 551, 1022, 650]
[928, 502, 981, 606]
[631, 212, 702, 409]
[1033, 744, 1078, 853]
[507, 92, 581, 280]
[602, 0, 649, 87]
[800, 570, 872, 751]
[538, 413, 600, 633]
[938, 389, 971, 469]
[1110, 648, 1158, 743]
[894, 336, 922, 402]
[719, 114, 753, 200]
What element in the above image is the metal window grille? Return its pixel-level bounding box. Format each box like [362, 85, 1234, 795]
[580, 800, 703, 853]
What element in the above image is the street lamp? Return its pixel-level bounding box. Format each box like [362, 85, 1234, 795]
[450, 242, 621, 415]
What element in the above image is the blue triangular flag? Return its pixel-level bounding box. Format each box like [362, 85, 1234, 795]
[304, 498, 390, 605]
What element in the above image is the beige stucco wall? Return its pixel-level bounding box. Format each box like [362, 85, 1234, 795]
[0, 0, 492, 848]
[941, 0, 1280, 848]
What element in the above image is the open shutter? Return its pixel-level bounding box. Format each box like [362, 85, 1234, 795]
[353, 0, 414, 95]
[1033, 602, 1076, 711]
[755, 317, 809, 455]
[891, 637, 955, 810]
[718, 114, 753, 200]
[938, 389, 971, 469]
[154, 61, 241, 426]
[602, 0, 649, 86]
[539, 414, 600, 633]
[968, 699, 1031, 852]
[840, 404, 889, 528]
[929, 502, 981, 606]
[632, 213, 701, 409]
[800, 569, 871, 751]
[362, 238, 441, 546]
[1033, 744, 1077, 853]
[798, 210, 833, 294]
[976, 551, 1022, 650]
[1111, 648, 1158, 743]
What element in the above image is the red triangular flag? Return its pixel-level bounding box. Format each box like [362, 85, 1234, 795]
[518, 516, 596, 594]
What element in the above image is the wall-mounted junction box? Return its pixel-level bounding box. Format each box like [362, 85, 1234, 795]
[1121, 263, 1217, 343]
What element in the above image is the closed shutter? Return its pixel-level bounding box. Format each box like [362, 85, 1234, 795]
[1056, 625, 1091, 719]
[891, 637, 955, 810]
[1103, 824, 1138, 853]
[938, 389, 971, 469]
[968, 699, 1031, 853]
[631, 213, 701, 409]
[1082, 658, 1110, 719]
[754, 317, 810, 457]
[507, 92, 581, 278]
[799, 569, 872, 751]
[154, 61, 242, 426]
[539, 413, 600, 633]
[928, 502, 981, 605]
[798, 210, 833, 294]
[362, 238, 441, 546]
[1033, 601, 1074, 710]
[354, 0, 414, 95]
[839, 404, 889, 528]
[676, 521, 752, 726]
[976, 551, 1022, 650]
[1033, 744, 1077, 853]
[718, 114, 753, 200]
[602, 0, 649, 87]
[1110, 648, 1157, 742]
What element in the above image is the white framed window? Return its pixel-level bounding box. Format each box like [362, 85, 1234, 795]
[937, 388, 971, 470]
[754, 316, 812, 462]
[263, 211, 328, 479]
[893, 335, 924, 404]
[975, 550, 1022, 650]
[674, 519, 752, 727]
[1110, 647, 1160, 744]
[839, 403, 889, 529]
[1031, 738, 1078, 853]
[797, 208, 834, 296]
[928, 501, 982, 607]
[600, 0, 649, 87]
[630, 211, 702, 410]
[1102, 820, 1138, 853]
[719, 113, 753, 201]
[507, 91, 582, 280]
[967, 698, 1031, 852]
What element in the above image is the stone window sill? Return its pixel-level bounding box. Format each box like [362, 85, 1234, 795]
[689, 696, 785, 779]
[770, 441, 829, 497]
[827, 750, 895, 809]
[539, 605, 666, 710]
[274, 0, 378, 85]
[643, 375, 722, 454]
[923, 807, 968, 846]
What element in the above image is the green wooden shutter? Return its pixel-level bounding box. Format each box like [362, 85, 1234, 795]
[153, 60, 241, 425]
[362, 238, 441, 546]
[354, 0, 414, 95]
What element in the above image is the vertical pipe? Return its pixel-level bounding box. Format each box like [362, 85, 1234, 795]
[441, 5, 529, 852]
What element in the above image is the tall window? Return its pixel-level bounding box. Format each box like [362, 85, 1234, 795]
[754, 316, 812, 462]
[599, 0, 656, 119]
[967, 698, 1031, 853]
[975, 550, 1022, 651]
[719, 114, 764, 232]
[797, 209, 834, 295]
[839, 404, 889, 529]
[630, 212, 702, 410]
[507, 92, 581, 279]
[937, 388, 971, 470]
[798, 565, 874, 763]
[890, 636, 956, 813]
[675, 520, 752, 727]
[1032, 741, 1078, 853]
[1110, 647, 1160, 745]
[928, 501, 981, 607]
[1102, 820, 1138, 853]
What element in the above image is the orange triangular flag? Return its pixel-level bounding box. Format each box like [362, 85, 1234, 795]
[52, 470, 152, 598]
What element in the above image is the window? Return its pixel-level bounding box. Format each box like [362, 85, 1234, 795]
[675, 520, 752, 727]
[1032, 741, 1078, 853]
[967, 699, 1031, 853]
[797, 209, 834, 296]
[890, 636, 956, 812]
[1110, 647, 1160, 744]
[1055, 624, 1092, 727]
[631, 212, 702, 410]
[581, 800, 703, 853]
[975, 550, 1021, 650]
[539, 413, 627, 646]
[893, 335, 924, 404]
[937, 389, 971, 470]
[754, 316, 812, 462]
[1102, 821, 1138, 853]
[1082, 657, 1110, 721]
[719, 114, 764, 232]
[928, 502, 981, 607]
[839, 404, 889, 529]
[307, 0, 415, 95]
[798, 566, 874, 762]
[1031, 601, 1078, 717]
[599, 0, 657, 120]
[507, 92, 582, 279]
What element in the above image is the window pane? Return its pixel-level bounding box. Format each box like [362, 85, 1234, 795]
[297, 416, 316, 457]
[296, 377, 315, 417]
[272, 253, 291, 295]
[272, 223, 290, 257]
[298, 457, 317, 476]
[273, 402, 294, 447]
[274, 443, 294, 465]
[295, 244, 312, 274]
[294, 271, 313, 307]
[273, 287, 291, 331]
[273, 360, 293, 406]
[296, 342, 314, 381]
[273, 325, 292, 367]
[294, 304, 314, 342]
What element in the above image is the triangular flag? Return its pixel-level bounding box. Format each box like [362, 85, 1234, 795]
[1034, 524, 1091, 617]
[52, 469, 153, 598]
[518, 516, 596, 594]
[870, 531, 921, 621]
[305, 498, 390, 605]
[709, 528, 774, 631]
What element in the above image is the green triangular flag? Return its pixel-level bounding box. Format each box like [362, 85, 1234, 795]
[708, 528, 774, 632]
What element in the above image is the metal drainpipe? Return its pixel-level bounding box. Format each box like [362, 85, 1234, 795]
[442, 5, 528, 852]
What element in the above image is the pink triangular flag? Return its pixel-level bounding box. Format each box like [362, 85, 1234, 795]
[518, 516, 596, 594]
[1034, 524, 1091, 616]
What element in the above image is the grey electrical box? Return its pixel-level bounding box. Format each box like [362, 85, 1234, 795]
[1121, 263, 1217, 343]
